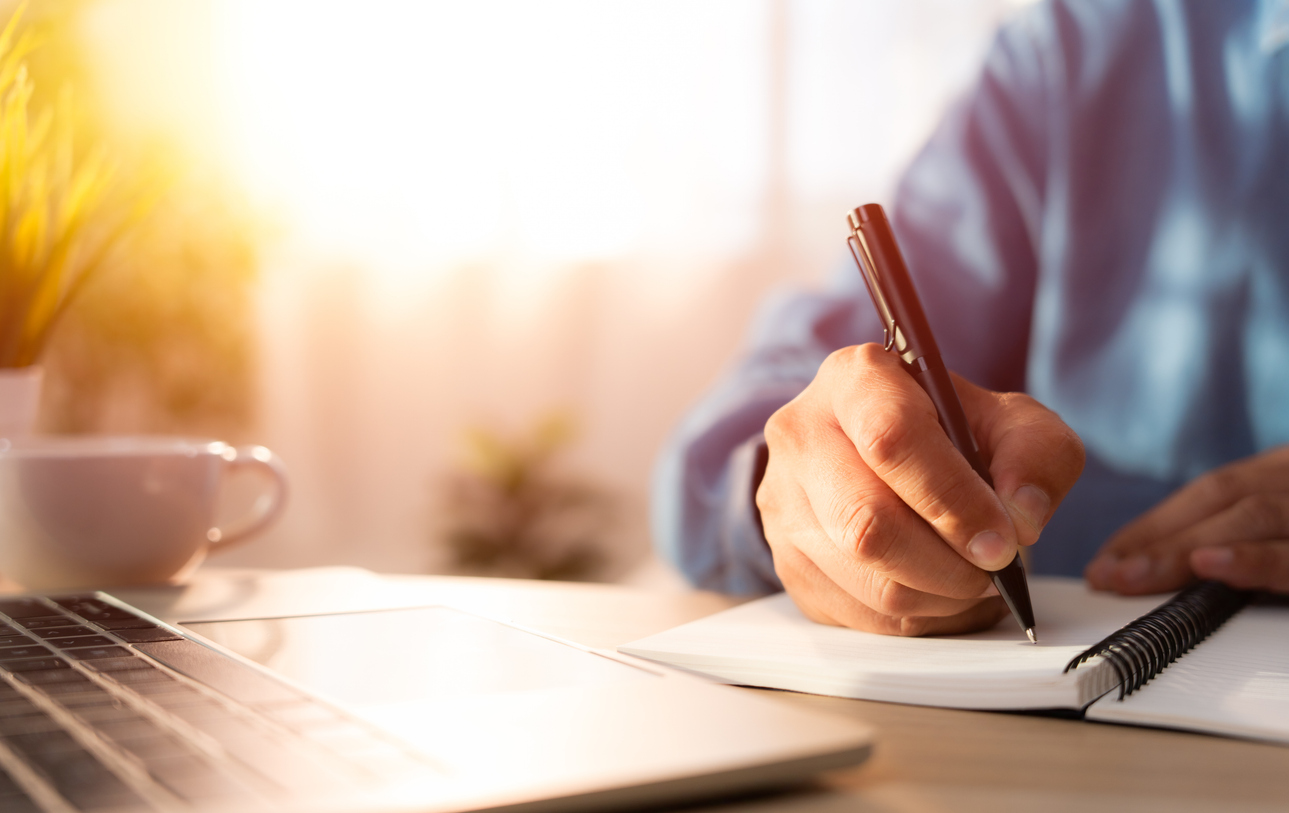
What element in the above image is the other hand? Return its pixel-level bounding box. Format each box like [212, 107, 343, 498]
[756, 343, 1085, 635]
[1085, 446, 1289, 595]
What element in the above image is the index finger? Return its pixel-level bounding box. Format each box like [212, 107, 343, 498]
[824, 344, 1020, 572]
[1099, 447, 1289, 560]
[956, 377, 1086, 547]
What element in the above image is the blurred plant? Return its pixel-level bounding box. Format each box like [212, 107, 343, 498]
[440, 411, 614, 581]
[11, 0, 261, 438]
[0, 3, 157, 368]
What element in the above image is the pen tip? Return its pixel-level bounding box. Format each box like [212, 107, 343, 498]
[1026, 628, 1037, 644]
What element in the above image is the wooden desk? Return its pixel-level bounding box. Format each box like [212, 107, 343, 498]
[113, 567, 1289, 813]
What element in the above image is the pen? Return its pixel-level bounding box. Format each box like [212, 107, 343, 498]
[846, 203, 1038, 643]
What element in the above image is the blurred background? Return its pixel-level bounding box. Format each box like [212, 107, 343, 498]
[22, 0, 1035, 585]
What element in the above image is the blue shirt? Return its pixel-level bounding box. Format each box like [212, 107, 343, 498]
[653, 0, 1289, 593]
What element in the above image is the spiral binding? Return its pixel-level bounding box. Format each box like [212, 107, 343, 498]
[1065, 580, 1251, 700]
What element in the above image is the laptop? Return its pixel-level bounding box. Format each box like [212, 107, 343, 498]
[0, 589, 873, 812]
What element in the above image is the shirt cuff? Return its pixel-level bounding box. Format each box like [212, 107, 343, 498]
[721, 433, 782, 594]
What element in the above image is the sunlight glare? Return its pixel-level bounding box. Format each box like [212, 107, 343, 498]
[207, 0, 767, 290]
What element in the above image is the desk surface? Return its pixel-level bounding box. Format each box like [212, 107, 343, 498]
[111, 567, 1289, 813]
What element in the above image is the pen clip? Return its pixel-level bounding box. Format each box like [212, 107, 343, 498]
[847, 219, 904, 354]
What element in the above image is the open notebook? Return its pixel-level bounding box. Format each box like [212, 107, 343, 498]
[619, 577, 1289, 745]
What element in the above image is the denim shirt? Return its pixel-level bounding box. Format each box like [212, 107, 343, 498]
[653, 0, 1289, 593]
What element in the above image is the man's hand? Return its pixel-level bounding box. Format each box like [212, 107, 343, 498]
[756, 343, 1085, 636]
[1085, 446, 1289, 595]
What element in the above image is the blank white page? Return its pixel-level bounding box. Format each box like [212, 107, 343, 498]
[620, 578, 1162, 710]
[1086, 605, 1289, 744]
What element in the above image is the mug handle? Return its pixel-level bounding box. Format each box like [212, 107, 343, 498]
[208, 445, 289, 550]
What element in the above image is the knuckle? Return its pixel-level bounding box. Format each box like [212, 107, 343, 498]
[1236, 494, 1287, 537]
[753, 476, 777, 517]
[997, 391, 1041, 414]
[858, 404, 918, 470]
[836, 498, 895, 565]
[769, 544, 808, 586]
[873, 578, 921, 617]
[855, 341, 889, 366]
[819, 345, 861, 380]
[914, 470, 979, 531]
[1055, 425, 1087, 470]
[762, 402, 798, 449]
[1198, 468, 1243, 506]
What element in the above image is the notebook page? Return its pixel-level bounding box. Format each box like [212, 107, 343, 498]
[620, 577, 1162, 710]
[1085, 605, 1289, 744]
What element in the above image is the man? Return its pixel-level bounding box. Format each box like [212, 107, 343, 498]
[653, 0, 1289, 635]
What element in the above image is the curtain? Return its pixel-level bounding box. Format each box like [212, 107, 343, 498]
[84, 0, 1034, 581]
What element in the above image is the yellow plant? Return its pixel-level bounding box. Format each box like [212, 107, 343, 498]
[0, 4, 155, 368]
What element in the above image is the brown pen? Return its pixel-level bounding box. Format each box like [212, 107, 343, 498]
[846, 203, 1037, 642]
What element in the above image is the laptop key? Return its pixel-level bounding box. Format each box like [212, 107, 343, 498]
[30, 677, 98, 694]
[12, 667, 85, 686]
[0, 765, 32, 796]
[0, 623, 27, 636]
[82, 656, 152, 673]
[43, 753, 147, 811]
[64, 646, 130, 661]
[53, 600, 137, 623]
[167, 703, 232, 725]
[95, 619, 160, 631]
[18, 618, 79, 630]
[95, 718, 167, 743]
[0, 600, 57, 619]
[0, 789, 39, 813]
[144, 687, 217, 709]
[110, 669, 178, 688]
[50, 690, 122, 710]
[0, 697, 41, 716]
[0, 645, 54, 661]
[3, 729, 85, 761]
[110, 628, 184, 644]
[50, 595, 99, 608]
[134, 640, 304, 706]
[69, 706, 149, 725]
[31, 626, 100, 640]
[54, 637, 117, 651]
[3, 659, 70, 674]
[117, 734, 193, 761]
[0, 712, 62, 736]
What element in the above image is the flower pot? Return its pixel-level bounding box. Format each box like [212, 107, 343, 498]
[0, 366, 43, 438]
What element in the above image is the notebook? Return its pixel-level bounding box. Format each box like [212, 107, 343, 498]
[619, 577, 1289, 745]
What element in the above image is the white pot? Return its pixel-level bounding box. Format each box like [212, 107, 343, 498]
[0, 366, 43, 438]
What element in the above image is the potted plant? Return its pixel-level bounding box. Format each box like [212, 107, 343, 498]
[0, 4, 152, 435]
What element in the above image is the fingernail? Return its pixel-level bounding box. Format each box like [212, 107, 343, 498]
[1116, 554, 1152, 585]
[1008, 485, 1051, 533]
[1192, 546, 1234, 573]
[967, 530, 1014, 570]
[979, 582, 1000, 598]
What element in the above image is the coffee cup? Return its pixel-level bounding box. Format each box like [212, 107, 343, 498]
[0, 436, 288, 589]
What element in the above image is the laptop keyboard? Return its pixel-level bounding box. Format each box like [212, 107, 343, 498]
[0, 594, 441, 812]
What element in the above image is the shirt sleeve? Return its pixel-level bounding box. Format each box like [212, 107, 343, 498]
[650, 274, 879, 594]
[651, 10, 1051, 593]
[891, 9, 1048, 392]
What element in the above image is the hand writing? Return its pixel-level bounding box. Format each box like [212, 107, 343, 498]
[756, 343, 1085, 635]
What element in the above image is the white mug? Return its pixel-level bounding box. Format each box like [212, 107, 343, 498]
[0, 436, 288, 589]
